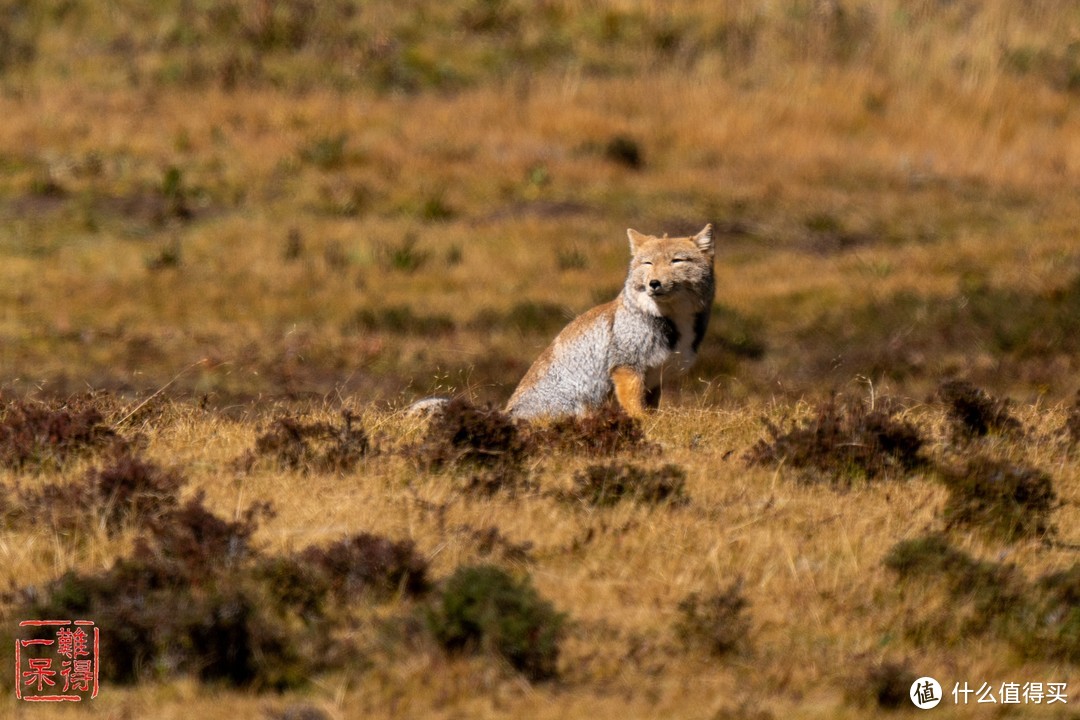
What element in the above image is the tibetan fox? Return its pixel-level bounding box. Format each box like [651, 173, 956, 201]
[504, 224, 715, 419]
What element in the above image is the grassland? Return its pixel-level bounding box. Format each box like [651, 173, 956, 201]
[2, 0, 1080, 717]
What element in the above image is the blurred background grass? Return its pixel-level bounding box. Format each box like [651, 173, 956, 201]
[2, 0, 1079, 407]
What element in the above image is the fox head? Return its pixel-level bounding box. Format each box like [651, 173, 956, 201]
[624, 224, 715, 316]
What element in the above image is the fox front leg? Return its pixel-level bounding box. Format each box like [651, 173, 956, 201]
[611, 366, 647, 418]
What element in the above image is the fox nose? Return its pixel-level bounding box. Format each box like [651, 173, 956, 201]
[648, 279, 662, 291]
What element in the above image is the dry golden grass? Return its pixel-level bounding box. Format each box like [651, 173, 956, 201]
[1, 398, 1078, 718]
[3, 0, 1080, 716]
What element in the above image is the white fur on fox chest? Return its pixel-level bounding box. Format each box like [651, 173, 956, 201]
[611, 302, 678, 372]
[625, 290, 700, 384]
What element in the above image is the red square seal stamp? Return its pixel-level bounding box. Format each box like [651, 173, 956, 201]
[15, 620, 99, 702]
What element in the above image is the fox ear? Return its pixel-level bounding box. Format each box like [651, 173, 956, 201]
[693, 224, 714, 258]
[627, 228, 649, 255]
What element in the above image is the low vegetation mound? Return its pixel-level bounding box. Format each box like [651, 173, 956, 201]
[22, 495, 295, 687]
[564, 462, 688, 507]
[410, 398, 528, 472]
[298, 533, 430, 600]
[940, 456, 1057, 540]
[426, 564, 566, 681]
[937, 379, 1022, 439]
[525, 405, 654, 455]
[408, 398, 534, 495]
[242, 411, 368, 473]
[16, 490, 423, 689]
[674, 581, 751, 657]
[745, 396, 926, 483]
[884, 534, 1080, 661]
[12, 451, 183, 533]
[0, 397, 119, 470]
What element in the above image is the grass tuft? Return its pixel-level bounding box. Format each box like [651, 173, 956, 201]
[379, 234, 430, 273]
[242, 411, 368, 473]
[937, 379, 1022, 440]
[1063, 390, 1080, 446]
[469, 301, 570, 335]
[346, 306, 455, 336]
[674, 581, 751, 656]
[298, 134, 348, 170]
[526, 405, 653, 456]
[844, 661, 918, 710]
[564, 462, 687, 507]
[603, 135, 643, 169]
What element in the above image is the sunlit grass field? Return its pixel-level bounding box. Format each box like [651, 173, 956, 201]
[2, 1, 1080, 717]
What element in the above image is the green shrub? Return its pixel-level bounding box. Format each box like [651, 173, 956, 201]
[427, 564, 565, 680]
